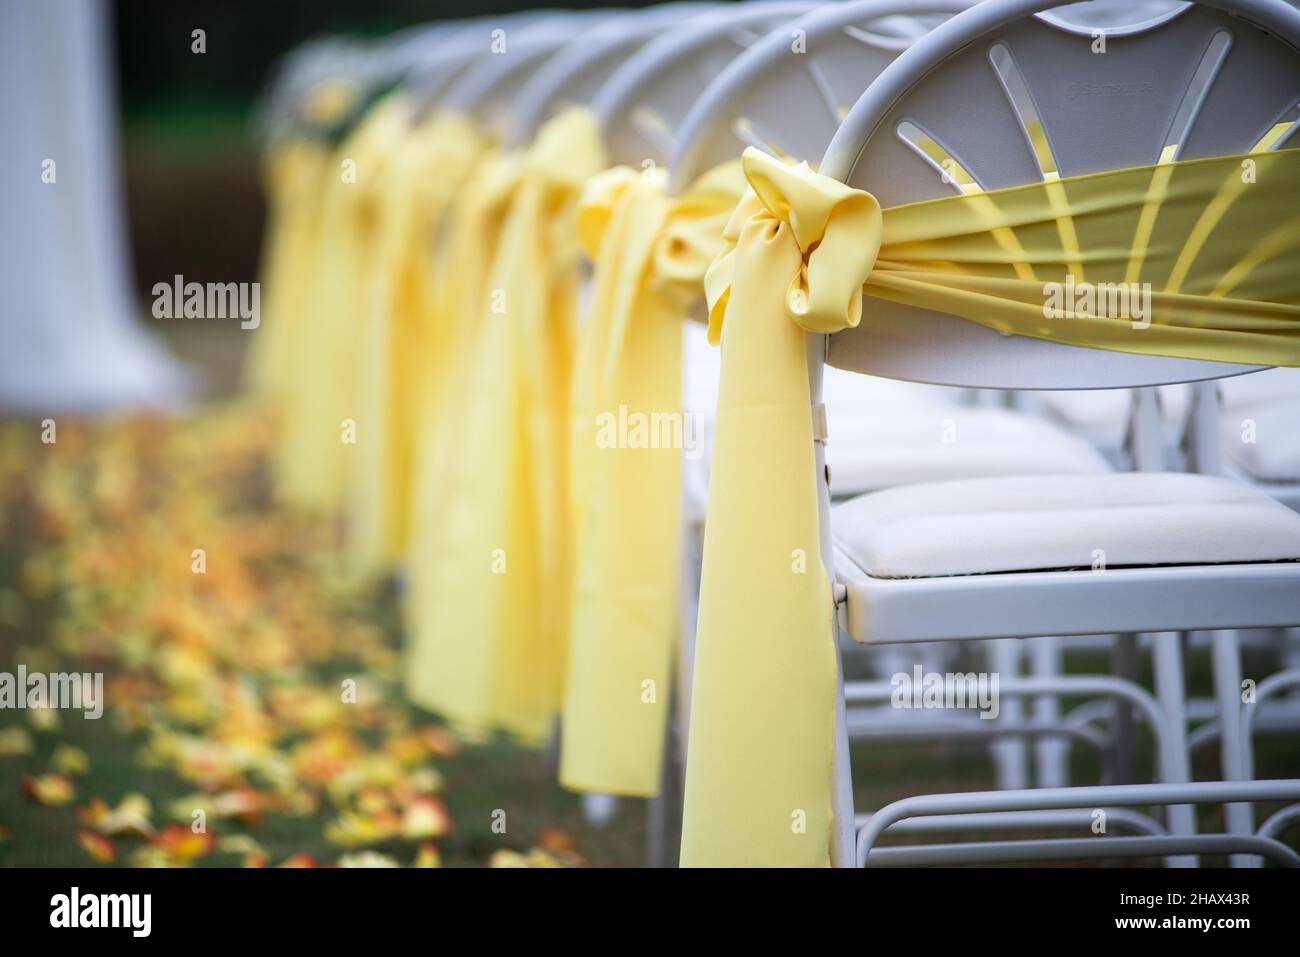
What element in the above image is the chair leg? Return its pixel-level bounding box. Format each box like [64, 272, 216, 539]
[1283, 627, 1300, 674]
[830, 635, 857, 868]
[989, 638, 1029, 790]
[1151, 631, 1197, 867]
[1030, 637, 1069, 788]
[1108, 633, 1140, 784]
[676, 520, 704, 763]
[1211, 629, 1257, 867]
[644, 720, 680, 868]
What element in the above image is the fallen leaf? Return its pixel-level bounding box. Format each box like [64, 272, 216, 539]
[414, 843, 441, 868]
[0, 727, 33, 757]
[75, 829, 116, 864]
[22, 773, 74, 806]
[337, 850, 400, 868]
[79, 793, 154, 837]
[401, 796, 451, 841]
[151, 823, 215, 862]
[52, 744, 90, 775]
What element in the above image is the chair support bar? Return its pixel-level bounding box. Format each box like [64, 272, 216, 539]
[856, 779, 1300, 866]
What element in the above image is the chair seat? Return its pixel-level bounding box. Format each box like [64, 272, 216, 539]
[826, 407, 1110, 496]
[834, 472, 1300, 580]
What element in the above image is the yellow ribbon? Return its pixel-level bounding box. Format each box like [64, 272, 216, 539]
[561, 160, 744, 797]
[271, 94, 412, 513]
[347, 112, 486, 578]
[404, 108, 605, 743]
[685, 146, 1300, 867]
[247, 139, 332, 403]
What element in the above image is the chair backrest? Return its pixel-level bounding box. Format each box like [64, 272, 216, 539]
[593, 2, 819, 168]
[404, 17, 532, 119]
[820, 0, 1300, 390]
[670, 0, 975, 191]
[508, 4, 718, 149]
[440, 11, 619, 136]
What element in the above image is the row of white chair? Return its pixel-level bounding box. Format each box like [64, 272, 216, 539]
[260, 0, 1300, 866]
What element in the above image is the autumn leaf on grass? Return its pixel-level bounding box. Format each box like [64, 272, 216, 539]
[75, 829, 116, 864]
[414, 843, 441, 868]
[390, 767, 444, 805]
[52, 745, 90, 775]
[324, 809, 400, 848]
[534, 829, 588, 867]
[489, 850, 530, 868]
[0, 727, 33, 757]
[277, 853, 321, 868]
[489, 845, 584, 869]
[150, 823, 216, 864]
[21, 773, 74, 806]
[218, 834, 268, 868]
[536, 828, 576, 854]
[170, 788, 263, 827]
[419, 726, 461, 759]
[337, 851, 401, 868]
[384, 731, 430, 767]
[78, 793, 154, 837]
[400, 796, 451, 841]
[524, 850, 571, 868]
[27, 705, 60, 733]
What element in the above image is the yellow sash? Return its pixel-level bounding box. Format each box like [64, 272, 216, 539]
[247, 139, 331, 403]
[404, 109, 605, 743]
[248, 79, 361, 404]
[273, 95, 412, 513]
[347, 113, 486, 578]
[561, 161, 745, 796]
[684, 147, 1300, 867]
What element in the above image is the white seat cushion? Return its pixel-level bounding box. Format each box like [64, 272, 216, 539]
[834, 472, 1300, 579]
[826, 407, 1111, 496]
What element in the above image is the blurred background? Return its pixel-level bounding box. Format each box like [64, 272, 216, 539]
[116, 0, 652, 394]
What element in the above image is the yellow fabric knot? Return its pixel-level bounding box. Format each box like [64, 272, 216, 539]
[579, 160, 747, 304]
[705, 148, 882, 344]
[524, 105, 608, 194]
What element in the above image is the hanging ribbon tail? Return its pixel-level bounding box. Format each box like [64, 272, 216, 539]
[561, 159, 748, 797]
[563, 167, 677, 796]
[406, 108, 604, 744]
[681, 149, 880, 866]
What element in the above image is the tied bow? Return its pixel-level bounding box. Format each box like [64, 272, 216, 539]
[578, 160, 748, 304]
[705, 148, 883, 343]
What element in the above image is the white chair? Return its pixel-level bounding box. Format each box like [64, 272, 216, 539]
[438, 11, 623, 136]
[814, 0, 1300, 867]
[585, 1, 827, 852]
[669, 0, 1156, 805]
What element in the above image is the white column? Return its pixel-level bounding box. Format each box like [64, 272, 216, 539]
[0, 0, 187, 412]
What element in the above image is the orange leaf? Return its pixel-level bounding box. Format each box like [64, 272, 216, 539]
[21, 773, 74, 806]
[401, 796, 451, 841]
[76, 829, 116, 864]
[152, 823, 215, 861]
